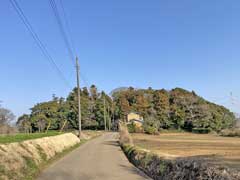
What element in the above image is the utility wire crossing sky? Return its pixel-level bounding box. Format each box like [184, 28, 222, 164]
[0, 0, 240, 117]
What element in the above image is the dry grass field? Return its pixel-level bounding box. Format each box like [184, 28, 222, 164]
[132, 133, 240, 171]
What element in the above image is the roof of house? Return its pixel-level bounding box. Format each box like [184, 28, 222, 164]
[129, 119, 144, 123]
[129, 111, 141, 114]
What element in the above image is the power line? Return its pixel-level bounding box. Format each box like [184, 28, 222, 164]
[9, 0, 71, 88]
[49, 0, 91, 90]
[48, 0, 84, 136]
[59, 0, 76, 55]
[49, 0, 75, 66]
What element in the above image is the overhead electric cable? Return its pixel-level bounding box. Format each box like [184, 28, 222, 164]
[49, 0, 91, 89]
[59, 0, 76, 54]
[49, 0, 75, 66]
[9, 0, 71, 88]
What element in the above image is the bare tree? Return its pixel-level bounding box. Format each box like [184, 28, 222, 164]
[0, 106, 16, 134]
[0, 107, 15, 125]
[17, 114, 32, 133]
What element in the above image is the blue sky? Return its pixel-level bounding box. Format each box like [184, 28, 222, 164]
[0, 0, 240, 117]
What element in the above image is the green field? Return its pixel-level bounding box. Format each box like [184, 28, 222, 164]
[132, 133, 240, 171]
[0, 131, 64, 144]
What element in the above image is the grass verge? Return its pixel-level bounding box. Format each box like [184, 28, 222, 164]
[0, 131, 64, 144]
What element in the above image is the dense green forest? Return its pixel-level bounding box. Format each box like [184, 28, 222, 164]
[17, 86, 236, 133]
[17, 85, 113, 132]
[113, 87, 235, 133]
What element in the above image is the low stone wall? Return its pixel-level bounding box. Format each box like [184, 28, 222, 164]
[121, 144, 240, 180]
[0, 133, 80, 180]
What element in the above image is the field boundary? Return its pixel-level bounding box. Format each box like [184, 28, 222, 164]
[118, 123, 240, 180]
[121, 144, 240, 180]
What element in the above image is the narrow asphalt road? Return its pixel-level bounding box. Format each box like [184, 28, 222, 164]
[38, 133, 150, 180]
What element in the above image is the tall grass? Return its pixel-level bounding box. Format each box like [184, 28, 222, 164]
[119, 122, 133, 145]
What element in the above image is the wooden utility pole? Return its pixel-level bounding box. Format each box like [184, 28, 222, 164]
[76, 57, 81, 138]
[112, 105, 115, 131]
[104, 96, 107, 131]
[108, 105, 111, 131]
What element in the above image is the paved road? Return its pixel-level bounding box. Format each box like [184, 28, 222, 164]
[38, 133, 150, 180]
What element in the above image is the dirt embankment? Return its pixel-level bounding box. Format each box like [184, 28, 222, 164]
[0, 133, 80, 180]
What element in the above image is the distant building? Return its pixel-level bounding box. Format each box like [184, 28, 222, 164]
[127, 112, 144, 128]
[127, 112, 144, 122]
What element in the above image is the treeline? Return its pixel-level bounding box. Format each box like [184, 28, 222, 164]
[17, 86, 236, 133]
[113, 87, 236, 133]
[17, 85, 113, 133]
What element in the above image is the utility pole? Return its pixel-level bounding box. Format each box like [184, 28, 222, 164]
[108, 105, 111, 131]
[112, 105, 115, 131]
[104, 96, 107, 131]
[76, 57, 81, 138]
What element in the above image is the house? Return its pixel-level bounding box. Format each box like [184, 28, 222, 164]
[127, 112, 144, 128]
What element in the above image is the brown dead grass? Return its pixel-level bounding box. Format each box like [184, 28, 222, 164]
[132, 133, 240, 171]
[0, 133, 80, 180]
[119, 122, 133, 145]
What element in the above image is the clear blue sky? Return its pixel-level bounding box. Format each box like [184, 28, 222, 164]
[0, 0, 240, 117]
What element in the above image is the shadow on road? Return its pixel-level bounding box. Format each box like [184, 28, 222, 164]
[103, 140, 119, 147]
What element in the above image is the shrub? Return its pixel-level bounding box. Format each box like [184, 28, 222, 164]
[192, 128, 212, 134]
[220, 128, 240, 137]
[127, 122, 144, 133]
[127, 122, 136, 133]
[144, 126, 159, 135]
[143, 116, 159, 135]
